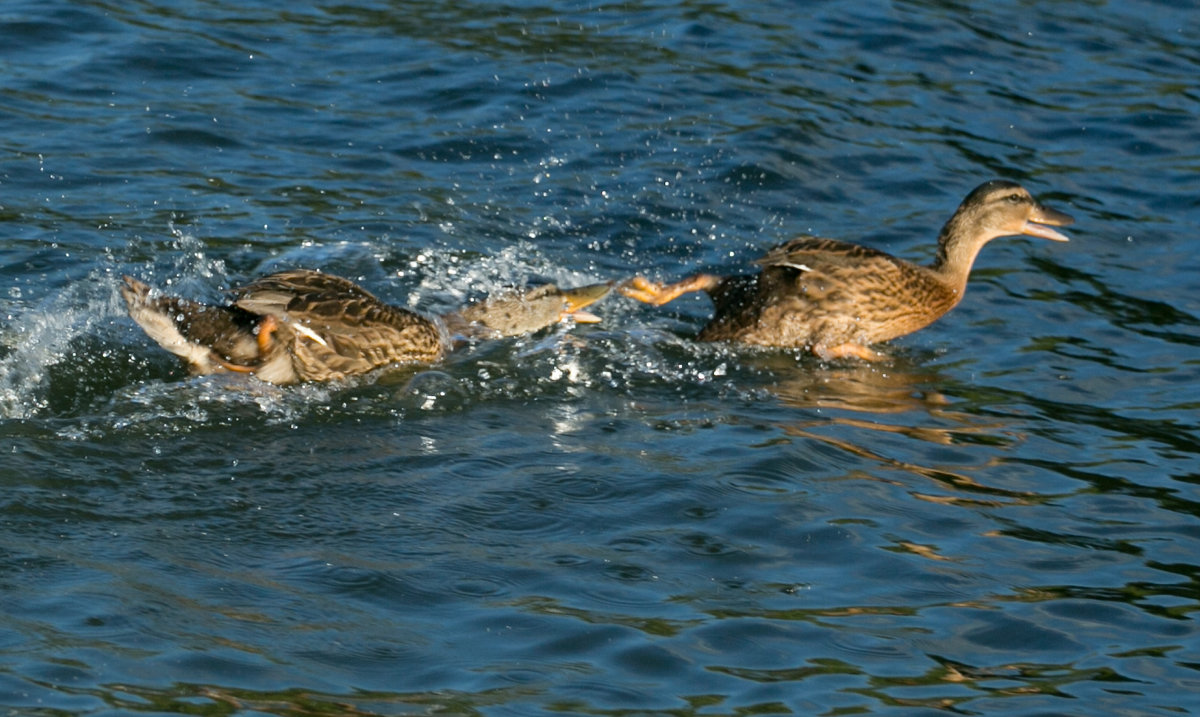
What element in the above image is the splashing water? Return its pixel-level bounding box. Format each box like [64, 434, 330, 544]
[404, 240, 606, 311]
[1, 222, 776, 435]
[0, 266, 126, 420]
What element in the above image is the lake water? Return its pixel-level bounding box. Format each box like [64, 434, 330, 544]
[2, 1, 1199, 715]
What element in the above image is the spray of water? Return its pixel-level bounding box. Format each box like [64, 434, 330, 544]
[0, 265, 126, 420]
[0, 228, 754, 430]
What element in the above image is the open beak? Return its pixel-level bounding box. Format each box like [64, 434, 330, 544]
[559, 282, 612, 324]
[1022, 203, 1074, 243]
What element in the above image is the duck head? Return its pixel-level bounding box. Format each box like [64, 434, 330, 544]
[446, 282, 612, 339]
[934, 180, 1073, 279]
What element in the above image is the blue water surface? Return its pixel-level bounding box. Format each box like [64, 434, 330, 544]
[2, 1, 1199, 715]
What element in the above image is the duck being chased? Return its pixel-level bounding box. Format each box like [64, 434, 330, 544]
[122, 269, 611, 384]
[620, 180, 1073, 360]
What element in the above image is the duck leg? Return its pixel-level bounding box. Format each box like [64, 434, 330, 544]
[619, 274, 723, 306]
[817, 343, 885, 362]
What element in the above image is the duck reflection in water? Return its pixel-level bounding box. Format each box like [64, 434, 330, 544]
[621, 180, 1073, 361]
[751, 354, 1033, 506]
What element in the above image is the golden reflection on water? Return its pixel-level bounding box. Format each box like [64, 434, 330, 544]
[771, 362, 952, 417]
[766, 362, 1045, 507]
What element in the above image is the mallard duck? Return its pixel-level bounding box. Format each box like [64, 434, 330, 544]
[121, 269, 611, 384]
[620, 180, 1073, 360]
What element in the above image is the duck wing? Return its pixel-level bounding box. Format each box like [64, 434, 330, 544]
[756, 236, 903, 277]
[230, 270, 446, 380]
[231, 270, 383, 314]
[756, 234, 949, 307]
[742, 235, 955, 347]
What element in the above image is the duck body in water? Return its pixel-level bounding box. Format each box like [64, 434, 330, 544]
[121, 269, 610, 384]
[620, 180, 1073, 360]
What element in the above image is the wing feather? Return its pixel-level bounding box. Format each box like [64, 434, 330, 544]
[230, 270, 446, 379]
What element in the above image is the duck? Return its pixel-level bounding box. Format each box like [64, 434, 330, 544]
[619, 180, 1073, 360]
[121, 269, 611, 384]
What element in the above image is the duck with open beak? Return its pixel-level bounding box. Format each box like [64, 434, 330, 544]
[620, 180, 1073, 361]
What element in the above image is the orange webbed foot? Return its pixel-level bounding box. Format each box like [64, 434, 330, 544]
[619, 274, 722, 307]
[618, 276, 669, 305]
[210, 354, 258, 373]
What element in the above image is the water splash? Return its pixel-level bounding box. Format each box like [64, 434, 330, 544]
[0, 224, 245, 422]
[405, 240, 604, 311]
[0, 231, 766, 430]
[0, 266, 125, 420]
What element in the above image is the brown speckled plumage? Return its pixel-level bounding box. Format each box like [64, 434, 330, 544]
[620, 180, 1073, 360]
[697, 237, 962, 348]
[122, 269, 610, 384]
[231, 271, 447, 381]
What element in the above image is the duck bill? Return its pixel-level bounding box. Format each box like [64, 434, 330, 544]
[567, 309, 603, 324]
[1023, 203, 1074, 242]
[561, 282, 613, 315]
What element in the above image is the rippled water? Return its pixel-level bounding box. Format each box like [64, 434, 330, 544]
[3, 1, 1199, 715]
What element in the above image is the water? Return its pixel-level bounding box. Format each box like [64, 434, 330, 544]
[3, 0, 1199, 714]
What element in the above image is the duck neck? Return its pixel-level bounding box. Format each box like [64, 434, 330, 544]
[930, 217, 997, 296]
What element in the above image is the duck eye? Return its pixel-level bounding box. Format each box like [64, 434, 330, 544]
[1006, 193, 1023, 204]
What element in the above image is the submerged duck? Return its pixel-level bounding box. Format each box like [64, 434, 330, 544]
[122, 269, 611, 384]
[620, 180, 1073, 360]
